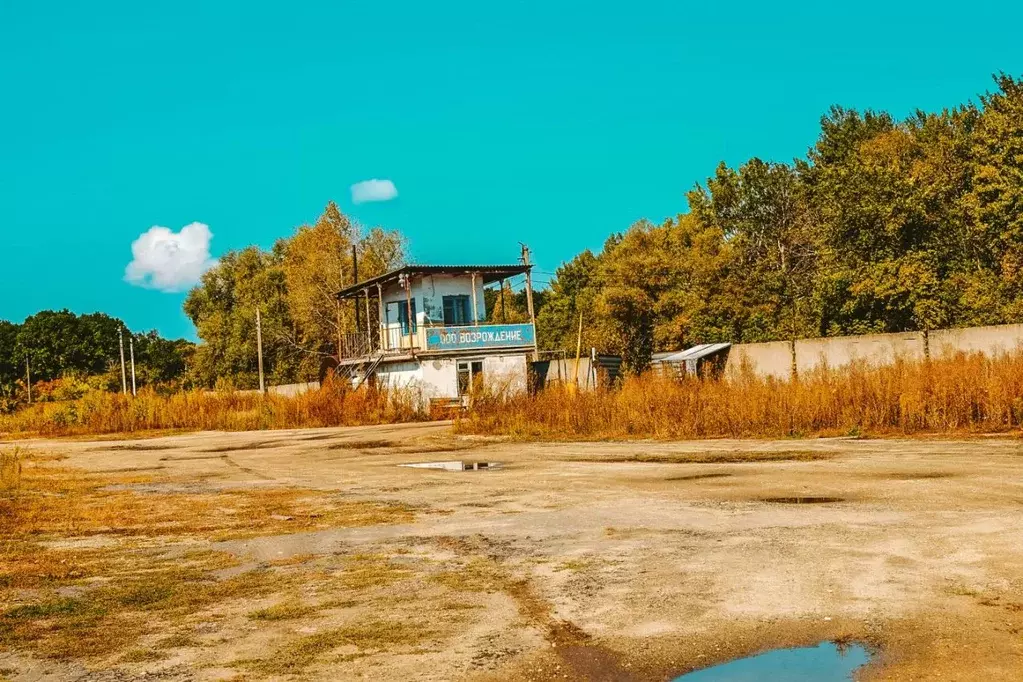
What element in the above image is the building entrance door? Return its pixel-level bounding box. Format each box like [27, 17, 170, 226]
[456, 360, 484, 396]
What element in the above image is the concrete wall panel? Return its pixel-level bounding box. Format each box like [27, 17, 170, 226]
[723, 323, 1023, 379]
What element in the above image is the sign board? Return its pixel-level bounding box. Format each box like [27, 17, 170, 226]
[424, 323, 536, 352]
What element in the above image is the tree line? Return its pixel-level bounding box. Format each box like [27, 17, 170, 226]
[7, 74, 1022, 392]
[536, 74, 1023, 370]
[0, 310, 192, 406]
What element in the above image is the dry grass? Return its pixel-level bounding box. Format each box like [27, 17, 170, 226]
[0, 552, 283, 659]
[0, 448, 21, 493]
[0, 452, 421, 665]
[0, 379, 428, 439]
[0, 466, 414, 543]
[245, 620, 430, 676]
[248, 600, 316, 621]
[459, 350, 1023, 439]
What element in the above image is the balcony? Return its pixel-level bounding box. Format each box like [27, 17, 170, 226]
[338, 322, 536, 362]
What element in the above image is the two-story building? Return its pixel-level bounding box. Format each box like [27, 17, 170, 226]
[334, 264, 536, 406]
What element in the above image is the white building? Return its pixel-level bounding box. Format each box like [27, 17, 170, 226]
[334, 264, 536, 408]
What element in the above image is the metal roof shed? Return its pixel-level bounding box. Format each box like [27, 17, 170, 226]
[651, 343, 731, 377]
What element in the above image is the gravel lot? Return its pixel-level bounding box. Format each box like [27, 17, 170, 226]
[3, 424, 1022, 680]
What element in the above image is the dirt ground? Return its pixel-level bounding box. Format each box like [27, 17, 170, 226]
[2, 423, 1022, 681]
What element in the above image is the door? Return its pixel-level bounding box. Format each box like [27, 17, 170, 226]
[387, 299, 417, 349]
[456, 359, 484, 396]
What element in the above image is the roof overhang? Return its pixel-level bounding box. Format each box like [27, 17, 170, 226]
[336, 264, 530, 300]
[652, 343, 732, 364]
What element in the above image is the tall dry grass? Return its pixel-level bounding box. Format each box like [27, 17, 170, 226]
[459, 350, 1023, 439]
[0, 378, 428, 438]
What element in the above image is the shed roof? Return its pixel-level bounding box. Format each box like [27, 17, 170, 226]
[651, 343, 732, 364]
[336, 264, 530, 300]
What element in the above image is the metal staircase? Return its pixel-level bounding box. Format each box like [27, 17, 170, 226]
[353, 353, 384, 390]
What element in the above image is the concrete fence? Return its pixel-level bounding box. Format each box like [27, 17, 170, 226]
[724, 323, 1023, 379]
[267, 381, 321, 397]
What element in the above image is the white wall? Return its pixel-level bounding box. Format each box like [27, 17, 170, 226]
[375, 361, 422, 390]
[421, 357, 459, 398]
[380, 274, 486, 330]
[418, 274, 486, 325]
[267, 381, 320, 397]
[483, 354, 528, 393]
[376, 354, 527, 401]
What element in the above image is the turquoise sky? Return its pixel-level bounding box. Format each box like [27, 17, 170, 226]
[2, 1, 1021, 340]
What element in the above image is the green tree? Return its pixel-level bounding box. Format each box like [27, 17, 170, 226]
[184, 246, 294, 388]
[184, 202, 406, 386]
[0, 320, 21, 391]
[965, 74, 1023, 318]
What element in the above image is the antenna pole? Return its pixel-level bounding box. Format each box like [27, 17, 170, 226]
[520, 243, 538, 361]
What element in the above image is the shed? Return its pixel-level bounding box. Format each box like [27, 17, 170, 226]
[651, 343, 731, 378]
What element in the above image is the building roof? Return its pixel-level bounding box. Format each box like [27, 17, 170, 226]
[336, 264, 530, 300]
[651, 343, 732, 364]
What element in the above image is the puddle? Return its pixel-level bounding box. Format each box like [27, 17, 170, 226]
[399, 461, 502, 472]
[760, 496, 845, 504]
[673, 642, 870, 681]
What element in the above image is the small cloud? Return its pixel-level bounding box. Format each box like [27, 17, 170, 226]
[124, 222, 217, 292]
[350, 178, 398, 204]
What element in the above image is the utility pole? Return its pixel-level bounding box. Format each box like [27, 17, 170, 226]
[520, 243, 538, 361]
[336, 299, 343, 359]
[400, 273, 415, 352]
[129, 336, 137, 396]
[470, 272, 479, 326]
[573, 311, 583, 389]
[25, 355, 31, 404]
[255, 308, 265, 394]
[118, 328, 128, 395]
[352, 245, 360, 333]
[499, 278, 507, 323]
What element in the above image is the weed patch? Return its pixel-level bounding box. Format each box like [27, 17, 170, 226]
[245, 620, 430, 675]
[458, 352, 1023, 439]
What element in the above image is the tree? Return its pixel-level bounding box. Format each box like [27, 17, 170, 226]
[0, 321, 20, 391]
[184, 246, 295, 388]
[184, 202, 406, 386]
[14, 310, 121, 381]
[281, 202, 405, 378]
[531, 75, 1023, 369]
[965, 74, 1023, 318]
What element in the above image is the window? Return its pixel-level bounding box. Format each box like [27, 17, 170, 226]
[396, 298, 417, 334]
[442, 295, 472, 326]
[456, 360, 484, 396]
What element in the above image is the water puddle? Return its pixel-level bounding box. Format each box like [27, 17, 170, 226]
[399, 461, 502, 472]
[761, 496, 845, 504]
[673, 641, 870, 681]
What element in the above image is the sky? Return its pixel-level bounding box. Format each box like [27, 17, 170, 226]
[2, 1, 1022, 340]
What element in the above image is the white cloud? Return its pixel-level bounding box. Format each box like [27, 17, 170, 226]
[124, 222, 217, 292]
[350, 178, 398, 204]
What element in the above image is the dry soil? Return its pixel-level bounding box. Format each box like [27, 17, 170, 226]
[2, 424, 1022, 681]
